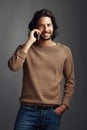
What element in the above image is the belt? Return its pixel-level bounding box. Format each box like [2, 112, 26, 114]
[21, 104, 60, 110]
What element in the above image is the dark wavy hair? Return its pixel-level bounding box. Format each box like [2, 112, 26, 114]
[28, 9, 58, 40]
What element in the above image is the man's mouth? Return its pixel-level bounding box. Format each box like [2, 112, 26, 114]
[40, 31, 52, 40]
[42, 32, 50, 36]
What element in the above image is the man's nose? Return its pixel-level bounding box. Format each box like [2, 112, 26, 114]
[44, 25, 48, 31]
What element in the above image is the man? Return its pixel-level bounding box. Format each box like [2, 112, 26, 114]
[8, 9, 75, 130]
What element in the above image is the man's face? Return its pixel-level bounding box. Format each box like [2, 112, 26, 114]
[36, 16, 54, 40]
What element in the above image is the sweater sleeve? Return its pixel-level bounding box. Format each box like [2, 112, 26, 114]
[8, 45, 27, 71]
[62, 46, 75, 108]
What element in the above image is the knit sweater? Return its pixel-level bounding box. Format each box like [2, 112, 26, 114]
[8, 42, 75, 108]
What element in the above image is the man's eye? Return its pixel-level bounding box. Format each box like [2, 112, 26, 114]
[38, 25, 43, 28]
[48, 24, 51, 27]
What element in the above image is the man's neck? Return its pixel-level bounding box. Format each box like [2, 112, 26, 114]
[37, 39, 56, 47]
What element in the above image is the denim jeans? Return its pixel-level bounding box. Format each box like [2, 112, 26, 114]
[14, 105, 61, 130]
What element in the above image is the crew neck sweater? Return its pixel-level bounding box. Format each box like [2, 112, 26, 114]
[8, 42, 75, 108]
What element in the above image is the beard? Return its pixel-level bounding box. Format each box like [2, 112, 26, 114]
[40, 31, 53, 41]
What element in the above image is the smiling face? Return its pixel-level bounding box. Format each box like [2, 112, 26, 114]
[36, 17, 54, 40]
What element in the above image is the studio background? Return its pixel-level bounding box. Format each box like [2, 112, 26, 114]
[0, 0, 87, 130]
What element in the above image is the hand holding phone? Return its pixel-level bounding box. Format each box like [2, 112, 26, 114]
[28, 29, 41, 43]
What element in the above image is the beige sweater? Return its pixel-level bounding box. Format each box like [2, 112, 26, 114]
[8, 43, 75, 108]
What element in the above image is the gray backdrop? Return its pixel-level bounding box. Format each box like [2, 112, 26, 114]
[0, 0, 87, 130]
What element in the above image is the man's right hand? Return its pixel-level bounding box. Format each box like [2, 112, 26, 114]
[28, 29, 41, 43]
[21, 29, 41, 53]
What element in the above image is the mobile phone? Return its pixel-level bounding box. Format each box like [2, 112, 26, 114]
[34, 32, 39, 39]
